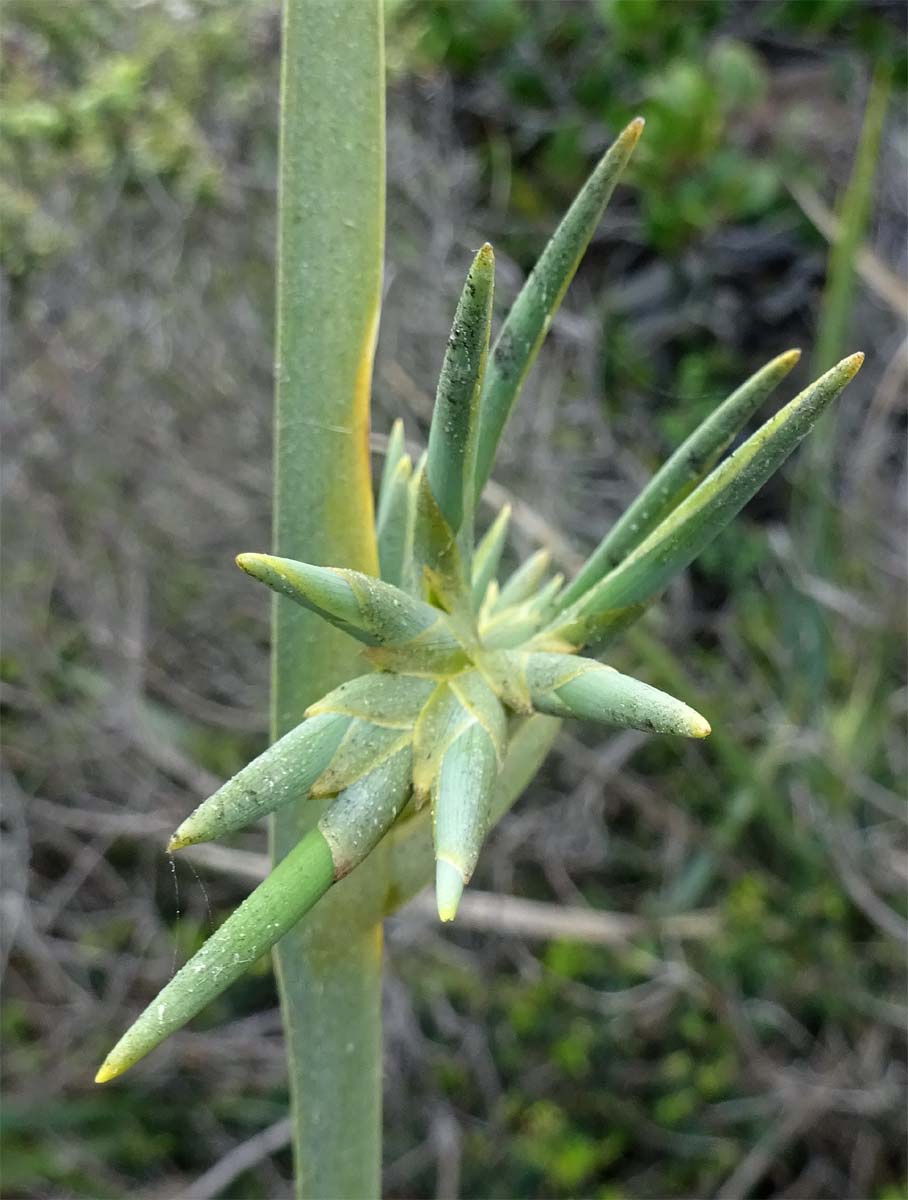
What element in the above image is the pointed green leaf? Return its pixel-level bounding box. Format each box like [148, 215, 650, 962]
[525, 573, 564, 615]
[531, 601, 649, 655]
[494, 548, 551, 610]
[95, 826, 336, 1083]
[473, 117, 645, 498]
[377, 418, 406, 517]
[236, 553, 462, 663]
[434, 721, 498, 921]
[96, 746, 413, 1085]
[412, 670, 505, 801]
[168, 712, 351, 850]
[560, 348, 802, 606]
[385, 712, 562, 917]
[479, 606, 546, 650]
[318, 743, 413, 878]
[471, 503, 511, 608]
[307, 671, 436, 726]
[524, 652, 710, 737]
[412, 468, 472, 622]
[545, 353, 864, 639]
[426, 243, 495, 550]
[310, 719, 410, 798]
[377, 452, 412, 587]
[411, 681, 462, 801]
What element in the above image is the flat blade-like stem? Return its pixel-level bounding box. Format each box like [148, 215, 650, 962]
[272, 2, 385, 1196]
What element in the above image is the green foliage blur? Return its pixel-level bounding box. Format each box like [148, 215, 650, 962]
[3, 1, 905, 1198]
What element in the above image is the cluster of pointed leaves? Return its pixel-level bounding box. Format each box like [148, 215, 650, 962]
[96, 118, 864, 1083]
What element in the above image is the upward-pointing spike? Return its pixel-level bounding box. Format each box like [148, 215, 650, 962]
[426, 243, 495, 555]
[559, 348, 803, 606]
[472, 503, 511, 608]
[543, 353, 864, 638]
[473, 117, 645, 498]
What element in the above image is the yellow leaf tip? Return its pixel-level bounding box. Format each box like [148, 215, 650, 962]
[167, 833, 189, 853]
[94, 1060, 122, 1085]
[436, 858, 465, 923]
[692, 715, 712, 739]
[781, 348, 801, 365]
[623, 116, 646, 145]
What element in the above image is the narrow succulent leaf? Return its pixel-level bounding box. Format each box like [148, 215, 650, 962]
[399, 450, 427, 597]
[377, 418, 406, 515]
[478, 579, 499, 622]
[545, 354, 864, 637]
[363, 625, 469, 677]
[479, 606, 546, 650]
[385, 713, 562, 917]
[95, 826, 336, 1083]
[307, 671, 436, 726]
[524, 652, 710, 737]
[526, 573, 564, 615]
[473, 117, 645, 498]
[560, 349, 802, 606]
[426, 244, 495, 552]
[493, 548, 551, 610]
[477, 649, 533, 714]
[412, 682, 462, 801]
[412, 470, 472, 623]
[532, 601, 649, 655]
[412, 670, 505, 801]
[435, 860, 465, 925]
[449, 669, 508, 757]
[310, 718, 411, 798]
[377, 453, 412, 587]
[434, 721, 498, 921]
[471, 503, 511, 608]
[96, 744, 413, 1085]
[319, 743, 413, 878]
[168, 712, 350, 850]
[237, 553, 461, 663]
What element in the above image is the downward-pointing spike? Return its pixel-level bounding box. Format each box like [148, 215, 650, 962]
[436, 858, 465, 923]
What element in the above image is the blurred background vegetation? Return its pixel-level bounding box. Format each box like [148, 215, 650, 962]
[2, 1, 906, 1197]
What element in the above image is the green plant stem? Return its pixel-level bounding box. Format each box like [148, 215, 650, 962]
[271, 1, 385, 1196]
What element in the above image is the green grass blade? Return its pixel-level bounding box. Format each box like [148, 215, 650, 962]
[559, 348, 802, 607]
[426, 243, 495, 551]
[811, 65, 890, 380]
[804, 63, 890, 571]
[473, 117, 644, 498]
[545, 353, 864, 638]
